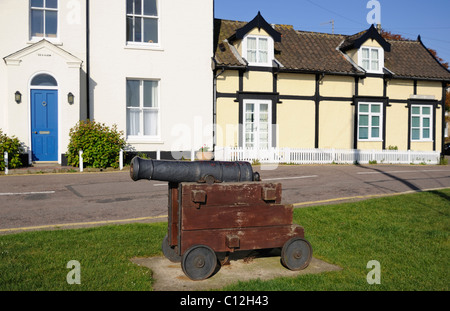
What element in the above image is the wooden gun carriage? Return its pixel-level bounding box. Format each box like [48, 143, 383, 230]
[130, 157, 312, 280]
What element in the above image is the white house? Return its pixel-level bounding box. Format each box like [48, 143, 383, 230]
[0, 0, 214, 164]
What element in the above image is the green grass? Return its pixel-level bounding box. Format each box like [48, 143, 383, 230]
[0, 222, 166, 290]
[0, 189, 449, 291]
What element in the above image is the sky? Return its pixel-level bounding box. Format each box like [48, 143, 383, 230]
[214, 0, 450, 66]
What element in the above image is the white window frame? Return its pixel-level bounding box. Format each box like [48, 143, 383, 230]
[357, 102, 383, 141]
[29, 0, 59, 42]
[411, 105, 433, 142]
[126, 79, 161, 141]
[243, 99, 272, 149]
[358, 47, 384, 74]
[126, 0, 160, 48]
[242, 35, 274, 67]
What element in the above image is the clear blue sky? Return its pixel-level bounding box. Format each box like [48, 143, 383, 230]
[214, 0, 450, 66]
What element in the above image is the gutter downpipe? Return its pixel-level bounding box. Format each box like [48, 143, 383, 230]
[86, 0, 90, 120]
[212, 58, 225, 152]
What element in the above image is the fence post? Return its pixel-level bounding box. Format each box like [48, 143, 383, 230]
[79, 150, 83, 172]
[119, 149, 123, 170]
[4, 151, 8, 175]
[408, 150, 411, 164]
[157, 149, 161, 160]
[191, 148, 195, 161]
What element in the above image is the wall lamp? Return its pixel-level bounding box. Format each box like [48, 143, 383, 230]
[68, 92, 74, 105]
[15, 91, 22, 104]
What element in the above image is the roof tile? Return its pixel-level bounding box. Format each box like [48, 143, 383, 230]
[214, 18, 450, 81]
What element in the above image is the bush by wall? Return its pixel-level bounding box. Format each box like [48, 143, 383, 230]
[0, 129, 23, 171]
[67, 120, 126, 169]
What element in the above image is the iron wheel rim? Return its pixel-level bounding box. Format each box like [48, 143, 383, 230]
[181, 245, 217, 281]
[281, 237, 312, 271]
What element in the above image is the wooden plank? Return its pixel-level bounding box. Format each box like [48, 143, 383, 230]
[181, 203, 293, 231]
[180, 224, 305, 254]
[180, 182, 282, 209]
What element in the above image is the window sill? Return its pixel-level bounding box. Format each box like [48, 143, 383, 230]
[127, 137, 164, 144]
[247, 62, 273, 68]
[358, 139, 383, 142]
[125, 43, 164, 51]
[28, 38, 62, 46]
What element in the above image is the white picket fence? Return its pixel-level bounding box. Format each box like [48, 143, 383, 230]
[214, 147, 441, 165]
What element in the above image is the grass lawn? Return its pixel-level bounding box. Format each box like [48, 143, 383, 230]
[0, 189, 448, 291]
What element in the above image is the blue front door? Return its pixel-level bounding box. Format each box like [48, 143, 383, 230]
[31, 89, 58, 161]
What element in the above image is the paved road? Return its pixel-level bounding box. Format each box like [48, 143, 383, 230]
[0, 164, 449, 234]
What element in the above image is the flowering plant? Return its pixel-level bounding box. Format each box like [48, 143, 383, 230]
[198, 144, 210, 152]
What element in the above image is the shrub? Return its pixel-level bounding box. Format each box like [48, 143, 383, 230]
[67, 120, 126, 169]
[0, 129, 23, 171]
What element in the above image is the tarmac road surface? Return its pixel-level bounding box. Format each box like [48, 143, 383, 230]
[0, 164, 449, 234]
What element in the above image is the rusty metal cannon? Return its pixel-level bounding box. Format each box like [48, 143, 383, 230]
[130, 157, 312, 280]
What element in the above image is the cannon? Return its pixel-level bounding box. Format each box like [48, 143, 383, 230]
[130, 157, 260, 184]
[130, 157, 312, 281]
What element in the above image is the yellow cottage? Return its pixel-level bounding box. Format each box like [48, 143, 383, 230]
[213, 13, 450, 157]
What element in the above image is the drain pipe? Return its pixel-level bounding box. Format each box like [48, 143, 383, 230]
[85, 0, 91, 119]
[213, 62, 225, 151]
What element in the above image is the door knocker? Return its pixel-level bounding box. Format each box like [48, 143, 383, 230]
[42, 101, 47, 107]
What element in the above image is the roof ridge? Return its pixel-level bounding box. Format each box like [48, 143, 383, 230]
[295, 29, 346, 37]
[386, 38, 419, 43]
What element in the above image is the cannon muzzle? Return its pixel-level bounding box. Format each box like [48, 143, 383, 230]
[130, 157, 260, 183]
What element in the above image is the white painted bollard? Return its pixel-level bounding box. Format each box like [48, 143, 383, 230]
[4, 151, 8, 175]
[119, 149, 123, 170]
[79, 150, 83, 172]
[157, 149, 161, 160]
[191, 148, 195, 161]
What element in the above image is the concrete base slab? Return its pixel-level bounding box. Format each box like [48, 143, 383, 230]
[131, 250, 341, 291]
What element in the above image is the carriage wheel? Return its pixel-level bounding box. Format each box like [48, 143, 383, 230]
[281, 237, 312, 271]
[162, 235, 181, 263]
[181, 245, 217, 281]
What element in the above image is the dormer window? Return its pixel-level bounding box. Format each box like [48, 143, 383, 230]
[359, 47, 383, 73]
[229, 12, 281, 68]
[340, 25, 390, 75]
[243, 35, 274, 67]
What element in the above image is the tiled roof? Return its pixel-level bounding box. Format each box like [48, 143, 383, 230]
[214, 18, 450, 81]
[385, 39, 450, 80]
[213, 19, 247, 67]
[274, 26, 359, 74]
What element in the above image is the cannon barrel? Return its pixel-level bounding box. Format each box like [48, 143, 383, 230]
[130, 157, 260, 183]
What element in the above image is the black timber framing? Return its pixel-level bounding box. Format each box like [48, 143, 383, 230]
[214, 66, 448, 152]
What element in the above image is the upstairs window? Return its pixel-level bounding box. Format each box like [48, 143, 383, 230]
[126, 0, 159, 44]
[359, 47, 383, 73]
[30, 0, 58, 39]
[243, 35, 273, 67]
[247, 37, 268, 64]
